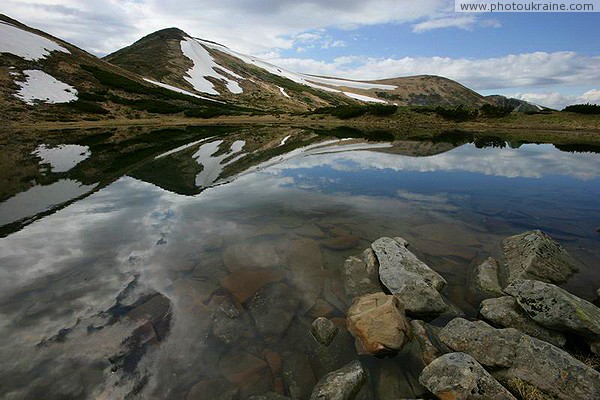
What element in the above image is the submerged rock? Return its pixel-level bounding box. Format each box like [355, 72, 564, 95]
[469, 257, 503, 300]
[219, 351, 273, 398]
[347, 292, 410, 355]
[419, 352, 516, 400]
[439, 318, 600, 399]
[504, 279, 600, 351]
[186, 379, 238, 400]
[371, 237, 447, 316]
[341, 254, 381, 303]
[210, 296, 251, 345]
[248, 393, 291, 400]
[310, 361, 366, 400]
[220, 269, 286, 303]
[479, 296, 566, 347]
[321, 236, 360, 251]
[311, 317, 339, 347]
[247, 282, 300, 340]
[501, 230, 579, 284]
[282, 352, 317, 400]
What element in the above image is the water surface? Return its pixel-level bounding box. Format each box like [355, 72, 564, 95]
[0, 126, 599, 399]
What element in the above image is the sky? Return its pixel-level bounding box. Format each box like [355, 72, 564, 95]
[1, 0, 599, 108]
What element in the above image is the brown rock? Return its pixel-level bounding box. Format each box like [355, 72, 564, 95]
[321, 236, 359, 251]
[221, 269, 286, 303]
[219, 352, 269, 385]
[263, 349, 283, 378]
[410, 320, 442, 366]
[347, 292, 410, 355]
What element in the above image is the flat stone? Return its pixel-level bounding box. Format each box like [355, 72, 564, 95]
[372, 237, 447, 316]
[469, 257, 503, 300]
[440, 318, 600, 399]
[210, 296, 252, 345]
[504, 279, 600, 350]
[310, 361, 366, 400]
[347, 292, 410, 355]
[419, 352, 516, 400]
[501, 230, 579, 284]
[247, 282, 300, 340]
[480, 296, 567, 347]
[223, 240, 288, 272]
[311, 317, 339, 347]
[221, 269, 286, 303]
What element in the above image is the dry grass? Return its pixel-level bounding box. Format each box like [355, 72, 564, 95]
[506, 379, 555, 400]
[573, 352, 600, 370]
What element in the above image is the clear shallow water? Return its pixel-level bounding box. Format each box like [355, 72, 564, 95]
[0, 127, 599, 399]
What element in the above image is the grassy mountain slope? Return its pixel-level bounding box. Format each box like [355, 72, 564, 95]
[0, 15, 245, 124]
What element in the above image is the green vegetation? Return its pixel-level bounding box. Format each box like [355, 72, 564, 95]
[480, 104, 513, 118]
[434, 105, 478, 122]
[313, 104, 398, 119]
[563, 103, 600, 114]
[67, 100, 109, 115]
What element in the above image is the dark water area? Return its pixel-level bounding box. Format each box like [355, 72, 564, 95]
[0, 126, 599, 399]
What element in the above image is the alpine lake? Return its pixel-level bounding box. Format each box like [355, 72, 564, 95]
[0, 124, 599, 399]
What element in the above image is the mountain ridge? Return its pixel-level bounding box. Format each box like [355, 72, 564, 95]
[1, 14, 547, 124]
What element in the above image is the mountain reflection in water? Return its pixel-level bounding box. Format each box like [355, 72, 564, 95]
[0, 126, 599, 399]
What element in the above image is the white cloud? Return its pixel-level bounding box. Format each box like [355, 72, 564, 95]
[269, 51, 600, 91]
[0, 0, 452, 55]
[412, 15, 478, 32]
[508, 89, 600, 109]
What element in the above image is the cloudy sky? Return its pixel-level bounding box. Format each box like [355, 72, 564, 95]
[1, 0, 599, 108]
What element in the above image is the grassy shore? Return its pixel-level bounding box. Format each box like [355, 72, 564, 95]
[4, 109, 600, 146]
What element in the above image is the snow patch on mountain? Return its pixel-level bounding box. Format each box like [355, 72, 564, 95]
[343, 92, 388, 103]
[180, 37, 244, 95]
[142, 78, 222, 102]
[279, 86, 290, 98]
[196, 38, 396, 94]
[305, 75, 396, 91]
[14, 70, 77, 105]
[0, 21, 70, 61]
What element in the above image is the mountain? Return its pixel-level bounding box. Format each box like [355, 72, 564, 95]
[106, 28, 492, 110]
[2, 14, 510, 124]
[486, 95, 550, 112]
[0, 15, 241, 124]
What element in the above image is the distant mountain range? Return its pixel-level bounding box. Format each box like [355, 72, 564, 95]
[0, 14, 546, 123]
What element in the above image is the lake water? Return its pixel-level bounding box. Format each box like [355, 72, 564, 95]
[0, 126, 599, 399]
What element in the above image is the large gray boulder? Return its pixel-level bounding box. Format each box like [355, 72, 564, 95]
[439, 318, 600, 399]
[504, 279, 600, 352]
[469, 257, 503, 301]
[479, 296, 566, 347]
[371, 237, 447, 316]
[347, 292, 410, 355]
[310, 361, 366, 400]
[501, 230, 579, 284]
[419, 352, 516, 400]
